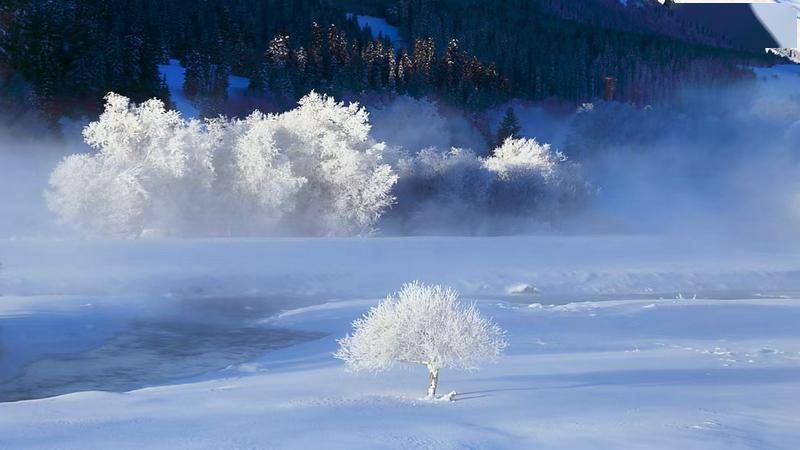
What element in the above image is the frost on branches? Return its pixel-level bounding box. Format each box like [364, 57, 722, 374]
[46, 92, 589, 237]
[335, 281, 508, 400]
[46, 92, 397, 237]
[385, 137, 589, 233]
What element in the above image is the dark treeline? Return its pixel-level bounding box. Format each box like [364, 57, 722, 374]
[1, 0, 365, 123]
[521, 0, 733, 49]
[3, 0, 170, 125]
[1, 0, 506, 123]
[164, 0, 373, 114]
[0, 2, 21, 115]
[385, 0, 774, 104]
[242, 26, 507, 111]
[0, 0, 780, 126]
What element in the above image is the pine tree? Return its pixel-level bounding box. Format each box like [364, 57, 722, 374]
[266, 34, 292, 106]
[495, 107, 521, 148]
[290, 46, 308, 95]
[396, 50, 412, 93]
[183, 50, 205, 98]
[248, 57, 269, 94]
[386, 48, 396, 92]
[308, 22, 324, 86]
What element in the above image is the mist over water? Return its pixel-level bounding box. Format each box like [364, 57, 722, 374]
[0, 133, 79, 238]
[1, 65, 799, 240]
[562, 65, 800, 238]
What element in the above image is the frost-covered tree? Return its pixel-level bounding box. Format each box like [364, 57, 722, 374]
[46, 91, 397, 237]
[46, 93, 215, 237]
[484, 137, 586, 217]
[335, 281, 507, 400]
[485, 137, 566, 182]
[274, 92, 397, 235]
[388, 147, 493, 233]
[381, 134, 589, 233]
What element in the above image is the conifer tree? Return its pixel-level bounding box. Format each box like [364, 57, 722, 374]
[495, 107, 521, 148]
[266, 34, 293, 103]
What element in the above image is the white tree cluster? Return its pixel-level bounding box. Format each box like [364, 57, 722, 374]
[385, 137, 589, 233]
[46, 92, 588, 237]
[46, 92, 397, 237]
[335, 281, 507, 400]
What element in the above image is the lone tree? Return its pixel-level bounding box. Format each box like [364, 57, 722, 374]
[495, 106, 521, 148]
[335, 281, 507, 400]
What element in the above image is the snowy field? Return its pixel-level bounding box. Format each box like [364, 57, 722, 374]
[157, 59, 251, 119]
[158, 60, 200, 118]
[3, 61, 800, 449]
[348, 14, 407, 49]
[1, 236, 800, 448]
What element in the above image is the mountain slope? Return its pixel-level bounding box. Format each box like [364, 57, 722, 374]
[387, 0, 774, 104]
[672, 3, 781, 52]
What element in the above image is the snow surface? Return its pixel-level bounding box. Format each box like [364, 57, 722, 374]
[158, 59, 200, 118]
[157, 59, 251, 119]
[3, 235, 800, 300]
[1, 236, 800, 448]
[228, 73, 250, 100]
[348, 14, 407, 50]
[1, 293, 799, 448]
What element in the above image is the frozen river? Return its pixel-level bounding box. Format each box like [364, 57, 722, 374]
[0, 295, 324, 402]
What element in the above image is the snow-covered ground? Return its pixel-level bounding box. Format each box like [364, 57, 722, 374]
[228, 73, 251, 100]
[348, 13, 407, 49]
[3, 61, 800, 450]
[158, 59, 200, 118]
[1, 236, 800, 448]
[1, 293, 799, 448]
[157, 59, 251, 119]
[3, 235, 800, 300]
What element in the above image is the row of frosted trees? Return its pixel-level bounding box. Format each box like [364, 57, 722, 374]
[47, 92, 588, 237]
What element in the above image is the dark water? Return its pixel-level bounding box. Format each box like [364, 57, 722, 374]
[0, 297, 325, 403]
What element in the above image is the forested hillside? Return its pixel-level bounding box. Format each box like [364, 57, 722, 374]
[386, 0, 773, 103]
[1, 0, 362, 124]
[0, 0, 779, 126]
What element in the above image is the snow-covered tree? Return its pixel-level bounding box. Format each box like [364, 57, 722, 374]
[484, 137, 586, 217]
[274, 92, 397, 235]
[46, 91, 397, 237]
[485, 137, 565, 181]
[335, 281, 507, 400]
[381, 134, 590, 233]
[46, 93, 215, 237]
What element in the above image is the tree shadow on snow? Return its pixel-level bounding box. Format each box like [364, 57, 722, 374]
[454, 366, 800, 401]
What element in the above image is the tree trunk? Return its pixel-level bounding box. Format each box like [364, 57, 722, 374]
[427, 366, 439, 398]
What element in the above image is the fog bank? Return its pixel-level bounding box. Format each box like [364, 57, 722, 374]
[1, 65, 799, 239]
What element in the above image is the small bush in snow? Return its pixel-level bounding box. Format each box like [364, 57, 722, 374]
[335, 281, 507, 400]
